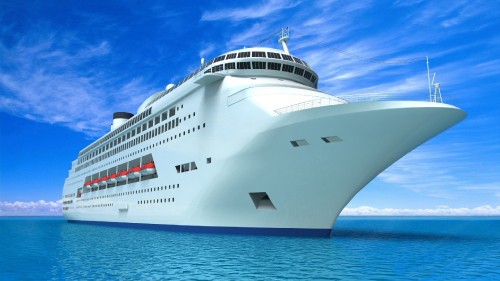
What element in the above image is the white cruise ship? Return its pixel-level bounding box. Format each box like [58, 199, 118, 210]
[62, 31, 466, 237]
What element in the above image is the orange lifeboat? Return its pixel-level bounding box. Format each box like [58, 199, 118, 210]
[116, 170, 128, 182]
[106, 173, 117, 184]
[98, 176, 108, 186]
[128, 166, 141, 179]
[84, 181, 91, 188]
[140, 161, 156, 175]
[90, 179, 99, 188]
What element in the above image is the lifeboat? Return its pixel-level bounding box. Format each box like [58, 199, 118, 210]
[106, 173, 117, 184]
[90, 179, 99, 188]
[116, 170, 128, 182]
[98, 176, 108, 186]
[128, 166, 141, 179]
[140, 161, 156, 175]
[84, 181, 91, 188]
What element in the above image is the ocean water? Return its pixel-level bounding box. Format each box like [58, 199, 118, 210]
[0, 217, 498, 280]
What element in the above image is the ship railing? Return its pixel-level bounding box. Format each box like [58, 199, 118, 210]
[274, 97, 347, 115]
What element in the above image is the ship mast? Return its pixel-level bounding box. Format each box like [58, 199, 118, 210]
[278, 27, 290, 55]
[426, 57, 443, 103]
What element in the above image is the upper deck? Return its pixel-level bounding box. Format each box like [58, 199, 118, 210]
[138, 47, 318, 112]
[75, 47, 319, 163]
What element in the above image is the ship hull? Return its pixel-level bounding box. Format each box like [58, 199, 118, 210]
[63, 100, 465, 237]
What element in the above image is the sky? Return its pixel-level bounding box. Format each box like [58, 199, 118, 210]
[0, 0, 499, 216]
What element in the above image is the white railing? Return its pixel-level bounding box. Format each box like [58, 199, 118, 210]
[274, 97, 347, 115]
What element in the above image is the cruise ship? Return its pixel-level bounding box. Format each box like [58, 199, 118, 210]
[62, 30, 466, 237]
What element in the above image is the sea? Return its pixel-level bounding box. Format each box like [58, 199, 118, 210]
[0, 216, 498, 280]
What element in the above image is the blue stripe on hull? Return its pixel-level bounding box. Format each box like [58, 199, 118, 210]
[67, 220, 332, 237]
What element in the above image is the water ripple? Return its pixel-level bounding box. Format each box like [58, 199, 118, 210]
[0, 217, 498, 280]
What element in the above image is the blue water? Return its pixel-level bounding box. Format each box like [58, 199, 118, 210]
[0, 217, 498, 280]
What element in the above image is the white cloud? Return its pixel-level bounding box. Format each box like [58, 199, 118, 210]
[0, 30, 154, 137]
[0, 200, 62, 216]
[200, 0, 300, 22]
[340, 205, 500, 216]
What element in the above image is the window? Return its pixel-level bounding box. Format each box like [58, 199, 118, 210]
[237, 51, 250, 58]
[148, 120, 153, 128]
[290, 139, 309, 147]
[162, 112, 168, 121]
[225, 62, 236, 70]
[268, 62, 281, 71]
[252, 61, 266, 69]
[321, 136, 343, 143]
[207, 157, 212, 164]
[282, 64, 294, 73]
[293, 57, 303, 64]
[213, 55, 226, 62]
[212, 65, 223, 72]
[294, 67, 304, 76]
[190, 162, 197, 170]
[282, 54, 293, 61]
[237, 62, 251, 69]
[252, 51, 266, 57]
[155, 116, 160, 125]
[142, 124, 147, 131]
[169, 107, 176, 117]
[311, 75, 317, 84]
[181, 163, 190, 172]
[267, 52, 281, 59]
[304, 71, 312, 79]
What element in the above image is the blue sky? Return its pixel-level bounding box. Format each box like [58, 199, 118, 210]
[0, 0, 499, 215]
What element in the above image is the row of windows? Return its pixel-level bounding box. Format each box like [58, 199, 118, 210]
[77, 185, 180, 202]
[78, 106, 179, 166]
[75, 203, 113, 209]
[77, 118, 204, 177]
[205, 60, 318, 85]
[83, 154, 155, 190]
[213, 51, 306, 65]
[63, 200, 73, 205]
[81, 173, 158, 195]
[175, 161, 197, 173]
[145, 51, 311, 108]
[75, 120, 207, 185]
[64, 193, 75, 198]
[76, 108, 192, 172]
[80, 108, 153, 156]
[138, 198, 175, 204]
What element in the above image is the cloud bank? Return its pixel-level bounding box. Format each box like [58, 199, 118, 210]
[340, 205, 500, 216]
[0, 200, 62, 216]
[1, 200, 498, 216]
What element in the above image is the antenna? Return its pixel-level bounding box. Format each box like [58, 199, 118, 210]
[426, 57, 443, 103]
[278, 27, 290, 54]
[426, 56, 432, 101]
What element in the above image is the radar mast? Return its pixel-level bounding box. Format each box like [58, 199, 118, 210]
[278, 27, 290, 55]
